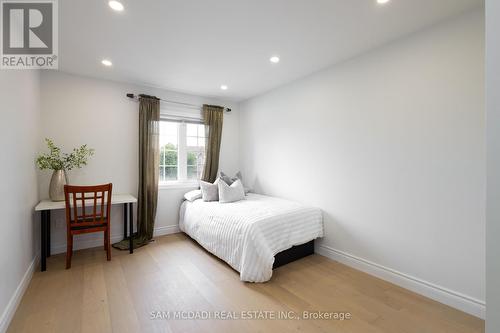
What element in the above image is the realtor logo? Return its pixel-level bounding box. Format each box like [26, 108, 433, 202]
[1, 0, 58, 69]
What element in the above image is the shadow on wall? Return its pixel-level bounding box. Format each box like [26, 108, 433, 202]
[252, 177, 263, 194]
[317, 210, 389, 264]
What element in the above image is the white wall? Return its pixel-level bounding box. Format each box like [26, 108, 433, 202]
[239, 10, 485, 317]
[486, 0, 499, 331]
[0, 71, 40, 332]
[39, 71, 239, 253]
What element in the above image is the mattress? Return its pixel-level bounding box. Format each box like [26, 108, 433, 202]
[179, 193, 323, 282]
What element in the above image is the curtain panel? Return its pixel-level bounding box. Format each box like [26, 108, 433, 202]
[114, 94, 160, 250]
[201, 104, 224, 182]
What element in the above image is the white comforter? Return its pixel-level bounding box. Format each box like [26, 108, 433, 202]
[179, 193, 323, 282]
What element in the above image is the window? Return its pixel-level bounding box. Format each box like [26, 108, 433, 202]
[159, 120, 205, 184]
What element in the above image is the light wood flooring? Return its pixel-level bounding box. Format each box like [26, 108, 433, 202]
[8, 233, 484, 333]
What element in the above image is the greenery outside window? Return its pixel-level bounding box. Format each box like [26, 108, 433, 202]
[159, 120, 205, 185]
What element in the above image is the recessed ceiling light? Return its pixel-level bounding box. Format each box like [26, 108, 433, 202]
[220, 85, 228, 90]
[270, 56, 280, 63]
[101, 59, 113, 67]
[108, 1, 124, 11]
[377, 0, 390, 4]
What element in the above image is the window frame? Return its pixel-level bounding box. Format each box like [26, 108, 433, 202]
[158, 118, 206, 188]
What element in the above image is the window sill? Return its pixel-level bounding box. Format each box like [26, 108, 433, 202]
[158, 182, 199, 190]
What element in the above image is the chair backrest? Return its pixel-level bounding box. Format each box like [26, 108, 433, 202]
[64, 184, 113, 228]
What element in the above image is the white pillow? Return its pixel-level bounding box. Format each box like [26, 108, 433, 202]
[200, 178, 220, 202]
[220, 171, 251, 195]
[220, 171, 243, 185]
[218, 179, 245, 203]
[184, 189, 202, 202]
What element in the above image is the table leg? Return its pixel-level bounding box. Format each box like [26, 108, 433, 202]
[41, 210, 47, 272]
[129, 203, 133, 254]
[47, 210, 51, 257]
[123, 203, 128, 240]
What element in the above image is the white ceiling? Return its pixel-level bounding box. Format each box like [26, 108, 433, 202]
[59, 0, 483, 101]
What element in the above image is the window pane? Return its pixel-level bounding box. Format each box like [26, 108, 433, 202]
[160, 122, 178, 147]
[187, 152, 204, 180]
[198, 124, 205, 136]
[160, 146, 177, 166]
[165, 167, 178, 181]
[159, 166, 165, 182]
[163, 138, 177, 149]
[187, 136, 197, 147]
[187, 123, 197, 136]
[160, 149, 165, 165]
[164, 150, 177, 166]
[198, 137, 205, 147]
[187, 151, 198, 166]
[159, 120, 179, 182]
[187, 166, 197, 180]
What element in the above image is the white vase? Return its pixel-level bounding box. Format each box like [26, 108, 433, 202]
[49, 170, 68, 201]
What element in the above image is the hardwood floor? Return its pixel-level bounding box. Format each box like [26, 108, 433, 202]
[8, 233, 484, 333]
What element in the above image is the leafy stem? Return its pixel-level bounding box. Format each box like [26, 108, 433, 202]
[36, 138, 94, 171]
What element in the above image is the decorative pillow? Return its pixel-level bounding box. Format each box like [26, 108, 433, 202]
[218, 179, 245, 203]
[200, 178, 220, 202]
[184, 189, 202, 202]
[220, 171, 243, 185]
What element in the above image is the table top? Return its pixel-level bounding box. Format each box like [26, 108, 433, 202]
[35, 193, 137, 211]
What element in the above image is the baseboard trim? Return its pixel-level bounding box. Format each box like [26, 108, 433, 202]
[0, 255, 39, 333]
[50, 225, 181, 255]
[316, 244, 485, 319]
[153, 225, 181, 237]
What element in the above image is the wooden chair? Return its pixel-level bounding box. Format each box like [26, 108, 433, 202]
[64, 184, 113, 269]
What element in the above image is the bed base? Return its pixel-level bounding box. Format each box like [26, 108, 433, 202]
[273, 240, 315, 269]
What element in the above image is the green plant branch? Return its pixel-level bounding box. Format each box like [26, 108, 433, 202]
[36, 138, 94, 171]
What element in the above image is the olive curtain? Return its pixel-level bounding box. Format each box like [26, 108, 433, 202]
[114, 95, 160, 250]
[201, 104, 224, 182]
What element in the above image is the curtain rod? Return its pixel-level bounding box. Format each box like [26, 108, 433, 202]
[126, 93, 232, 112]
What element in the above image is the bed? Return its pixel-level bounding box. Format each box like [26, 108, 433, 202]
[179, 193, 324, 282]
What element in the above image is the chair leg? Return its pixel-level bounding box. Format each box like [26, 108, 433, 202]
[66, 233, 73, 269]
[106, 228, 111, 261]
[104, 230, 108, 251]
